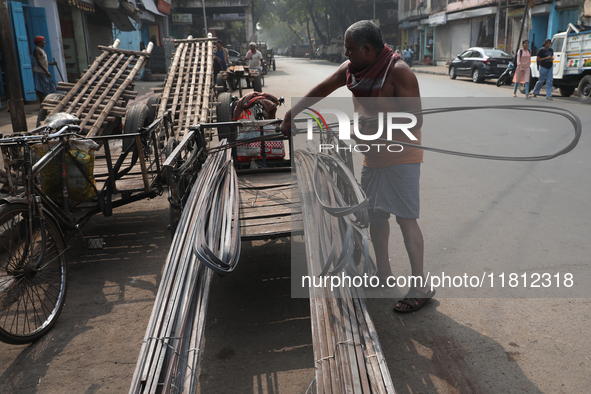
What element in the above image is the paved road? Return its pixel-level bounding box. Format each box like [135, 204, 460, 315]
[1, 56, 590, 393]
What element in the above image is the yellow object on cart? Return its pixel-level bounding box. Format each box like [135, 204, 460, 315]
[33, 139, 100, 202]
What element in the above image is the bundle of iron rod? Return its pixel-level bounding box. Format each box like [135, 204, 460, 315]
[295, 146, 395, 394]
[129, 140, 239, 394]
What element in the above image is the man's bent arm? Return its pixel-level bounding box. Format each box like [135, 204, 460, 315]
[281, 63, 348, 136]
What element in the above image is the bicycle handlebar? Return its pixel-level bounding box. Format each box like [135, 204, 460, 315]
[0, 125, 81, 145]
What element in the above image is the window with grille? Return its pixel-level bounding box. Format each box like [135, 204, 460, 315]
[557, 8, 578, 33]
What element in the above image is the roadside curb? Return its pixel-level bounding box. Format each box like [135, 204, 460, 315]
[412, 68, 448, 76]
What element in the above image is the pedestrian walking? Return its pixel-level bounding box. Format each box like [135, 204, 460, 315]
[532, 39, 555, 100]
[244, 42, 264, 73]
[33, 36, 57, 103]
[403, 46, 414, 67]
[513, 40, 532, 99]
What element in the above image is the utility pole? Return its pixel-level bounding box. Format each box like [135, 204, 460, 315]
[516, 0, 531, 53]
[0, 0, 28, 133]
[202, 0, 207, 37]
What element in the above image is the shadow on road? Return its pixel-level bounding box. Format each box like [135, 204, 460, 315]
[368, 298, 544, 393]
[0, 207, 170, 393]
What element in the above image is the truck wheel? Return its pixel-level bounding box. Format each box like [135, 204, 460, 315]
[252, 75, 263, 92]
[216, 74, 227, 92]
[146, 95, 161, 124]
[217, 92, 237, 143]
[217, 92, 238, 165]
[36, 93, 64, 127]
[559, 86, 575, 97]
[229, 76, 237, 91]
[577, 76, 591, 104]
[123, 103, 149, 153]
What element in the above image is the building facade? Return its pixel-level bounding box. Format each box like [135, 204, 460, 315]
[398, 0, 590, 65]
[1, 0, 169, 102]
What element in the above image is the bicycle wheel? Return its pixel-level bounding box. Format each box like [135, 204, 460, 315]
[0, 203, 67, 344]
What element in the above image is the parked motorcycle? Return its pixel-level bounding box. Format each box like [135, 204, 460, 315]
[496, 61, 515, 87]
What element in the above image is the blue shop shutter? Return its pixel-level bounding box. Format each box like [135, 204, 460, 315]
[0, 52, 5, 97]
[8, 1, 36, 101]
[27, 7, 56, 84]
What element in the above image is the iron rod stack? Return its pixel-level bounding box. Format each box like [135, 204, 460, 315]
[129, 140, 239, 394]
[295, 146, 395, 394]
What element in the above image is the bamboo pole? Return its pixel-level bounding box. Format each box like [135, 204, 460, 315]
[47, 39, 120, 117]
[183, 42, 201, 131]
[173, 37, 217, 43]
[169, 42, 189, 140]
[56, 83, 137, 99]
[77, 54, 135, 130]
[66, 53, 123, 115]
[199, 40, 214, 125]
[159, 37, 189, 120]
[176, 42, 195, 135]
[98, 45, 153, 57]
[75, 53, 127, 127]
[86, 43, 153, 137]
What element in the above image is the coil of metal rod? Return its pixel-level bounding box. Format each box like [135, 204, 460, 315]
[293, 104, 582, 162]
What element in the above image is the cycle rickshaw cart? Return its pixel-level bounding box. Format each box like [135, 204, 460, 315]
[0, 38, 216, 345]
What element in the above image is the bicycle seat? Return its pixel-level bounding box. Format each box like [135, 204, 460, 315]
[45, 113, 80, 130]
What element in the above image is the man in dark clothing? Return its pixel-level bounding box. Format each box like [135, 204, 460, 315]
[213, 39, 229, 79]
[532, 39, 555, 100]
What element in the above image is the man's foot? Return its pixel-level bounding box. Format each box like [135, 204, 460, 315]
[546, 97, 553, 100]
[513, 93, 517, 97]
[526, 94, 531, 99]
[532, 94, 537, 98]
[393, 288, 435, 314]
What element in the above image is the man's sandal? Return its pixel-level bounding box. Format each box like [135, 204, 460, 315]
[393, 288, 436, 314]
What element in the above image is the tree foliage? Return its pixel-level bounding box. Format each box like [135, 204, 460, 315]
[255, 0, 362, 49]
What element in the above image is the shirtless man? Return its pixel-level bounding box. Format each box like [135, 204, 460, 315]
[281, 20, 434, 313]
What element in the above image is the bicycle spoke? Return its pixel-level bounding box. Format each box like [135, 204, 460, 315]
[31, 277, 54, 318]
[0, 204, 67, 342]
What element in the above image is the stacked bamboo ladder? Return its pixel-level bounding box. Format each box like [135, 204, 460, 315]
[154, 37, 216, 141]
[42, 39, 152, 137]
[295, 148, 396, 394]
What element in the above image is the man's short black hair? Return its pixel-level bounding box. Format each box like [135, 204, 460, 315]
[217, 39, 223, 44]
[345, 20, 384, 52]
